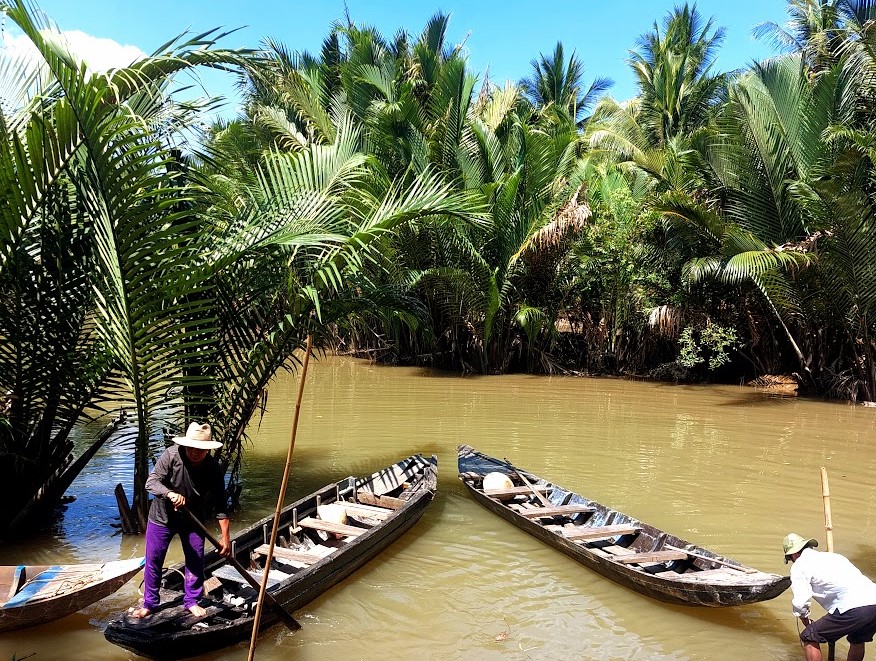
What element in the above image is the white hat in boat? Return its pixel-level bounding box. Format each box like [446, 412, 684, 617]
[783, 532, 818, 563]
[483, 472, 514, 491]
[173, 422, 222, 450]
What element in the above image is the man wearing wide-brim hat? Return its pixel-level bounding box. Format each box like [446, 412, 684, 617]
[130, 422, 231, 619]
[783, 532, 876, 660]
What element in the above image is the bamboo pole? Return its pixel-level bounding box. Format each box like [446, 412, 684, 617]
[821, 467, 834, 552]
[247, 335, 313, 661]
[821, 467, 835, 661]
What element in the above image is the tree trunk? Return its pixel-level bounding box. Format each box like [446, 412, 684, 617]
[131, 427, 150, 533]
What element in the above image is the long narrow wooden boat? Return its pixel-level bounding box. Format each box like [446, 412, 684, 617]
[104, 454, 438, 660]
[458, 446, 789, 607]
[0, 557, 144, 632]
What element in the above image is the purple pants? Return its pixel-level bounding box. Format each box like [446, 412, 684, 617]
[143, 519, 205, 610]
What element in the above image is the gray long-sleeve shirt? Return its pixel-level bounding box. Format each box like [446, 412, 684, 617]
[145, 445, 229, 528]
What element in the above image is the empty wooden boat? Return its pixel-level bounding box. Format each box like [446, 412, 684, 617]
[0, 557, 144, 632]
[103, 454, 437, 660]
[458, 445, 789, 607]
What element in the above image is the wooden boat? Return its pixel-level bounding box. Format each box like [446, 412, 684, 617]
[457, 446, 789, 607]
[0, 557, 144, 632]
[104, 454, 438, 660]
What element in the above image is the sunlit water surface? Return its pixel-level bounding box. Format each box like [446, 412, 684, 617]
[3, 355, 876, 660]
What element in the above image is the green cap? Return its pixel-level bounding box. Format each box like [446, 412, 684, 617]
[783, 533, 818, 563]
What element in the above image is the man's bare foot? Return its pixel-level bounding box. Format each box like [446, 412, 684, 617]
[129, 607, 151, 618]
[188, 604, 207, 618]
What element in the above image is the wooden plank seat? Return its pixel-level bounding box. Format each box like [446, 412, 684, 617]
[210, 564, 289, 588]
[356, 491, 406, 510]
[342, 502, 392, 520]
[562, 524, 642, 541]
[298, 516, 366, 537]
[253, 544, 325, 567]
[517, 505, 595, 519]
[615, 550, 689, 565]
[484, 485, 550, 498]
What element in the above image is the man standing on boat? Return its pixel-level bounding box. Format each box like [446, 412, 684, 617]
[783, 532, 876, 661]
[131, 422, 231, 619]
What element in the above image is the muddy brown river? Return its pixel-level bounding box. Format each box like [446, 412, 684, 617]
[3, 355, 876, 660]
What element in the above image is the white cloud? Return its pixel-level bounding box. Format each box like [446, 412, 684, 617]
[1, 28, 146, 74]
[62, 30, 145, 72]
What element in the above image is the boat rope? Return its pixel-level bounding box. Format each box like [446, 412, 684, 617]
[47, 572, 102, 597]
[136, 567, 185, 596]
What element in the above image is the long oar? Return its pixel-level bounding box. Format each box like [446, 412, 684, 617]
[178, 506, 300, 632]
[509, 467, 551, 507]
[821, 467, 835, 661]
[248, 335, 313, 661]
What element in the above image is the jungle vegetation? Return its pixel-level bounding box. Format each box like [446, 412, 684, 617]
[2, 0, 876, 537]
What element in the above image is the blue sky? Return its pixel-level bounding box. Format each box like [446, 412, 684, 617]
[11, 1, 791, 116]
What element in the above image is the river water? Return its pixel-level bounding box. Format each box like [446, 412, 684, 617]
[3, 355, 876, 661]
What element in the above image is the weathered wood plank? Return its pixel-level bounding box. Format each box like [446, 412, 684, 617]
[202, 576, 223, 594]
[361, 462, 422, 496]
[665, 545, 757, 573]
[298, 517, 366, 537]
[210, 564, 289, 587]
[615, 550, 689, 565]
[679, 568, 735, 580]
[356, 491, 406, 510]
[253, 544, 324, 565]
[483, 485, 550, 498]
[341, 502, 392, 520]
[563, 524, 642, 541]
[180, 605, 223, 628]
[518, 505, 595, 519]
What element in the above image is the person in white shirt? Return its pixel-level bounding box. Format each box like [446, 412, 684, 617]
[784, 532, 876, 661]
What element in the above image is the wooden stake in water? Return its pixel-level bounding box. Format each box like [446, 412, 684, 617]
[821, 466, 835, 661]
[247, 335, 313, 661]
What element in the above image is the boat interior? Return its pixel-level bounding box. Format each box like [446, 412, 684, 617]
[136, 456, 433, 632]
[461, 469, 760, 583]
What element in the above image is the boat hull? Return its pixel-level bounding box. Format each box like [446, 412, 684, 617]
[458, 446, 789, 607]
[0, 558, 144, 632]
[104, 455, 437, 660]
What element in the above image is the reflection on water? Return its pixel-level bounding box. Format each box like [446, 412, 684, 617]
[3, 355, 876, 660]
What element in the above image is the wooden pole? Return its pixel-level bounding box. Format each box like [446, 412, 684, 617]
[821, 467, 834, 552]
[821, 466, 835, 661]
[247, 335, 313, 661]
[513, 469, 551, 507]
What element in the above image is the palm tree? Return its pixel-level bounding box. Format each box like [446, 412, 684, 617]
[659, 53, 858, 390]
[520, 42, 612, 127]
[200, 115, 487, 478]
[753, 0, 847, 70]
[0, 0, 247, 531]
[628, 3, 726, 147]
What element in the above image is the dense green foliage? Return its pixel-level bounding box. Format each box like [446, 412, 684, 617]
[4, 0, 876, 536]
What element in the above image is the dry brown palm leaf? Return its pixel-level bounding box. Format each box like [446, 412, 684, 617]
[647, 304, 684, 338]
[532, 190, 592, 251]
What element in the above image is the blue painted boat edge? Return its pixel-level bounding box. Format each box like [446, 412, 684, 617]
[0, 565, 26, 609]
[3, 566, 62, 609]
